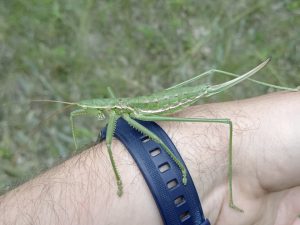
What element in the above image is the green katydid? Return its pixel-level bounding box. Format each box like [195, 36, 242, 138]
[33, 58, 299, 212]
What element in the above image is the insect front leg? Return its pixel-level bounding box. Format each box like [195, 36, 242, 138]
[106, 111, 123, 196]
[70, 109, 90, 149]
[70, 108, 105, 149]
[133, 114, 243, 213]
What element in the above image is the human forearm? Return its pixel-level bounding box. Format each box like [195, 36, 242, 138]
[0, 100, 229, 224]
[0, 143, 163, 225]
[1, 92, 299, 225]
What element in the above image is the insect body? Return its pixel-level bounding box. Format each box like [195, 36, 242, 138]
[34, 58, 298, 212]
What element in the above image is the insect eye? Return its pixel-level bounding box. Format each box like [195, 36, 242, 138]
[97, 112, 105, 120]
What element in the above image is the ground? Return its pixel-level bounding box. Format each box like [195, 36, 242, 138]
[0, 0, 299, 193]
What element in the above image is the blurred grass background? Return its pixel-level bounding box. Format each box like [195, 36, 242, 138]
[0, 0, 299, 193]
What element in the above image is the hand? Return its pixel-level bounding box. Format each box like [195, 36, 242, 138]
[163, 91, 300, 225]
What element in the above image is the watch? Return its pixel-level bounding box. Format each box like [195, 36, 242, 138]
[98, 118, 210, 225]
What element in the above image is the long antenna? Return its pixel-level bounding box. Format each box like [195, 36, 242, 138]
[29, 104, 75, 137]
[31, 99, 77, 105]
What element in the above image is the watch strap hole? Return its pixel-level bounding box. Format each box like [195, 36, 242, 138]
[140, 135, 150, 143]
[167, 179, 178, 189]
[174, 195, 185, 206]
[180, 211, 191, 222]
[159, 162, 171, 173]
[150, 148, 161, 157]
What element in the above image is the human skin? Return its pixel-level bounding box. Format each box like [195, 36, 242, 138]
[0, 92, 300, 225]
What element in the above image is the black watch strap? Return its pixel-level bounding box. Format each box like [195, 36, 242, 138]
[99, 118, 210, 225]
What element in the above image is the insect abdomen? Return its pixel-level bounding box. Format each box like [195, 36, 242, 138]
[127, 86, 208, 115]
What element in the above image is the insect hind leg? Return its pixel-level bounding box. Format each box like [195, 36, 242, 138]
[133, 114, 243, 213]
[167, 67, 298, 92]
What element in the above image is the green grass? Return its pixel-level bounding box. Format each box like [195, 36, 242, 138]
[0, 0, 299, 193]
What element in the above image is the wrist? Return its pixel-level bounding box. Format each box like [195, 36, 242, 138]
[158, 105, 233, 221]
[159, 91, 300, 222]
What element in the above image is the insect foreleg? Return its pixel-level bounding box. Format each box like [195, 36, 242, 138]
[70, 108, 104, 149]
[122, 114, 187, 185]
[106, 111, 123, 196]
[70, 109, 89, 149]
[133, 114, 243, 213]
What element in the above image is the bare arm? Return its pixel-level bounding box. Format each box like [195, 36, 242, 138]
[1, 92, 300, 225]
